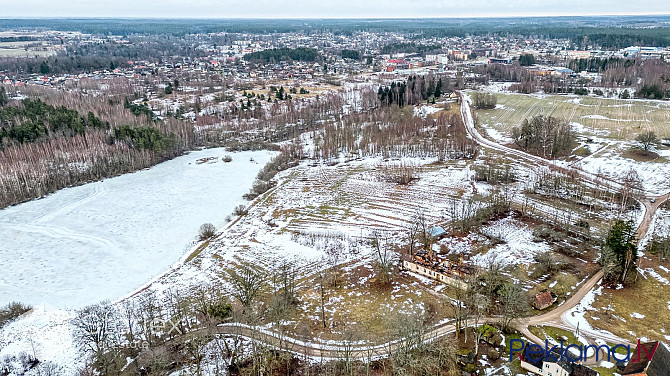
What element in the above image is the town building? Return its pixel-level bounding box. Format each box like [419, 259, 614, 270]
[520, 344, 599, 376]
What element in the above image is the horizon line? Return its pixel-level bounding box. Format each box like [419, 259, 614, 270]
[3, 12, 670, 20]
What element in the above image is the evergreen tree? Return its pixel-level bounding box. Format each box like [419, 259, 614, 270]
[603, 220, 638, 283]
[518, 54, 536, 66]
[435, 78, 443, 98]
[0, 87, 7, 107]
[40, 61, 50, 75]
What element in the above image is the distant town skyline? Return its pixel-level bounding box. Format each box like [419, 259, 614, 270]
[4, 0, 670, 19]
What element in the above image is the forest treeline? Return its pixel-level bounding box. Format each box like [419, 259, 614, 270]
[0, 35, 210, 75]
[0, 98, 109, 144]
[380, 42, 442, 55]
[0, 87, 195, 208]
[243, 48, 319, 63]
[377, 74, 455, 107]
[315, 107, 477, 161]
[1, 18, 668, 49]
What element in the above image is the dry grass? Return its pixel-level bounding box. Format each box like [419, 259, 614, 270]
[528, 325, 580, 345]
[621, 148, 666, 163]
[476, 93, 670, 140]
[289, 262, 455, 342]
[585, 262, 670, 342]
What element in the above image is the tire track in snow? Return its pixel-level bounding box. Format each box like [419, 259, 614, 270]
[35, 183, 108, 224]
[7, 222, 122, 254]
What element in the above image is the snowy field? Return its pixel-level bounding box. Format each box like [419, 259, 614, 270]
[0, 148, 276, 308]
[576, 146, 670, 195]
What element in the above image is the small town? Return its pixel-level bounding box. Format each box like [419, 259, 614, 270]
[1, 9, 670, 376]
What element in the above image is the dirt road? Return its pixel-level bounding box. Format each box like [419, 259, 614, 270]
[160, 93, 670, 363]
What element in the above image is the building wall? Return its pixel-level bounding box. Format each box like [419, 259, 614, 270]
[403, 260, 467, 289]
[520, 361, 543, 375]
[542, 362, 570, 376]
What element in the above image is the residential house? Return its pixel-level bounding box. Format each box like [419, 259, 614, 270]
[533, 291, 558, 310]
[521, 344, 599, 376]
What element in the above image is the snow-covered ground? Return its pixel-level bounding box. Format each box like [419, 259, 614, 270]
[0, 148, 276, 308]
[0, 304, 79, 375]
[575, 145, 670, 195]
[471, 214, 551, 267]
[561, 284, 625, 344]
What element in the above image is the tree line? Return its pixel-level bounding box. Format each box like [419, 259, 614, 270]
[243, 47, 319, 63]
[377, 74, 449, 107]
[0, 98, 109, 145]
[0, 86, 195, 208]
[511, 115, 575, 159]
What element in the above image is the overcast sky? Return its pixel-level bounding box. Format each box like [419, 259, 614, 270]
[3, 0, 669, 18]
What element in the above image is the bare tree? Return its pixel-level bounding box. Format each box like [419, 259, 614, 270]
[406, 210, 424, 258]
[371, 231, 395, 284]
[325, 243, 343, 288]
[72, 302, 125, 375]
[635, 131, 658, 151]
[198, 223, 216, 240]
[316, 271, 328, 329]
[499, 283, 527, 331]
[227, 263, 265, 313]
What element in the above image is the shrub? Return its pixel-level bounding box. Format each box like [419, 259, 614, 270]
[0, 302, 31, 328]
[198, 223, 216, 240]
[378, 162, 418, 185]
[533, 251, 559, 276]
[473, 164, 516, 184]
[233, 204, 248, 216]
[207, 302, 233, 321]
[532, 225, 561, 242]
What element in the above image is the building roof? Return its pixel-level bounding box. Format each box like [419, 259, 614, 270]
[622, 341, 670, 376]
[646, 342, 670, 376]
[572, 363, 598, 376]
[534, 291, 556, 308]
[428, 226, 447, 237]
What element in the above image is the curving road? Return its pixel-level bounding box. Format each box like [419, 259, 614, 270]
[458, 91, 670, 364]
[151, 93, 670, 363]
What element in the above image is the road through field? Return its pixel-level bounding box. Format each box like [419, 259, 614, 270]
[135, 94, 670, 364]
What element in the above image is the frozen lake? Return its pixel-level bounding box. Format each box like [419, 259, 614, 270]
[0, 148, 276, 308]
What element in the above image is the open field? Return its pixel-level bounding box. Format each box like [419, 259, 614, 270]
[0, 48, 56, 57]
[474, 92, 670, 194]
[582, 204, 670, 343]
[584, 265, 670, 343]
[476, 93, 670, 141]
[130, 150, 623, 347]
